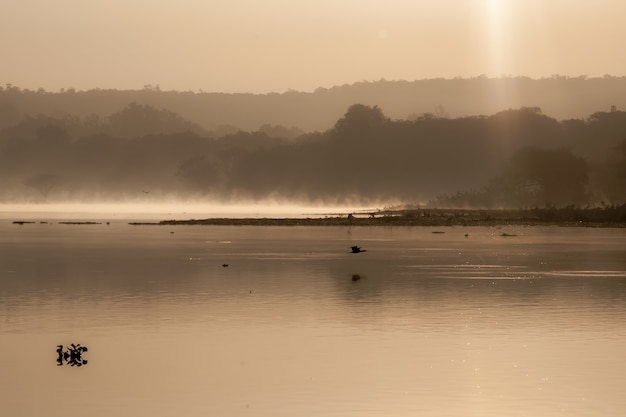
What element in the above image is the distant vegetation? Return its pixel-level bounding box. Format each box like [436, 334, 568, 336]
[131, 205, 626, 228]
[1, 77, 625, 207]
[3, 76, 626, 132]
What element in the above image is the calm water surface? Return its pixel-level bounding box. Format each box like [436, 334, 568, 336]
[1, 214, 625, 417]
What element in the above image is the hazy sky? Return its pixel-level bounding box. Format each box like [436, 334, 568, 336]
[3, 0, 626, 93]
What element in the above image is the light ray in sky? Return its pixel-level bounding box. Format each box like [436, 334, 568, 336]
[484, 0, 507, 77]
[1, 0, 625, 92]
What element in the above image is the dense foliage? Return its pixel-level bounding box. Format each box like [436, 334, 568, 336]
[0, 99, 625, 207]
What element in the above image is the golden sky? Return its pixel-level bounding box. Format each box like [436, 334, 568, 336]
[2, 0, 625, 93]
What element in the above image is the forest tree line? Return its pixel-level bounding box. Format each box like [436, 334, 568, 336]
[0, 101, 624, 207]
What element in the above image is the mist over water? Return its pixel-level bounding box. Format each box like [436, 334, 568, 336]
[1, 201, 378, 221]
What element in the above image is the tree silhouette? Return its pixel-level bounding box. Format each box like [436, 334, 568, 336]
[333, 104, 388, 140]
[105, 102, 205, 138]
[481, 147, 588, 207]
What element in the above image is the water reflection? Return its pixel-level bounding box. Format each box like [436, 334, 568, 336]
[1, 221, 625, 416]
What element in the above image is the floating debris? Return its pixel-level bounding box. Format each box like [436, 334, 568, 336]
[350, 245, 367, 253]
[56, 343, 88, 367]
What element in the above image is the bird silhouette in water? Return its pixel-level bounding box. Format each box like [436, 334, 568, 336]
[351, 245, 367, 253]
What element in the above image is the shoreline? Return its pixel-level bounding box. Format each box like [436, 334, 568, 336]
[127, 208, 626, 228]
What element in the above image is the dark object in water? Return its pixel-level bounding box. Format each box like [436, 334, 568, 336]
[56, 343, 88, 367]
[350, 245, 367, 253]
[222, 264, 229, 268]
[432, 231, 445, 234]
[13, 221, 36, 225]
[351, 274, 361, 281]
[500, 232, 517, 237]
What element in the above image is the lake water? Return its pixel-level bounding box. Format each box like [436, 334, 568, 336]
[1, 211, 625, 417]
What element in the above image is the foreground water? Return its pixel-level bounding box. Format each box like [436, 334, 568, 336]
[1, 214, 625, 416]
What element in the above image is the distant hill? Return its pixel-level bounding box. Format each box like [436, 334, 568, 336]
[2, 76, 626, 132]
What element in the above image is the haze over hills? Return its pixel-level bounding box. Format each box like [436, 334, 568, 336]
[3, 76, 626, 133]
[1, 76, 625, 208]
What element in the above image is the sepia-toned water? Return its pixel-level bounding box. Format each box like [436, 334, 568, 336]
[1, 212, 625, 417]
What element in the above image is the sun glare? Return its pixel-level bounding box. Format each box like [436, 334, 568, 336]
[484, 0, 507, 76]
[478, 0, 518, 112]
